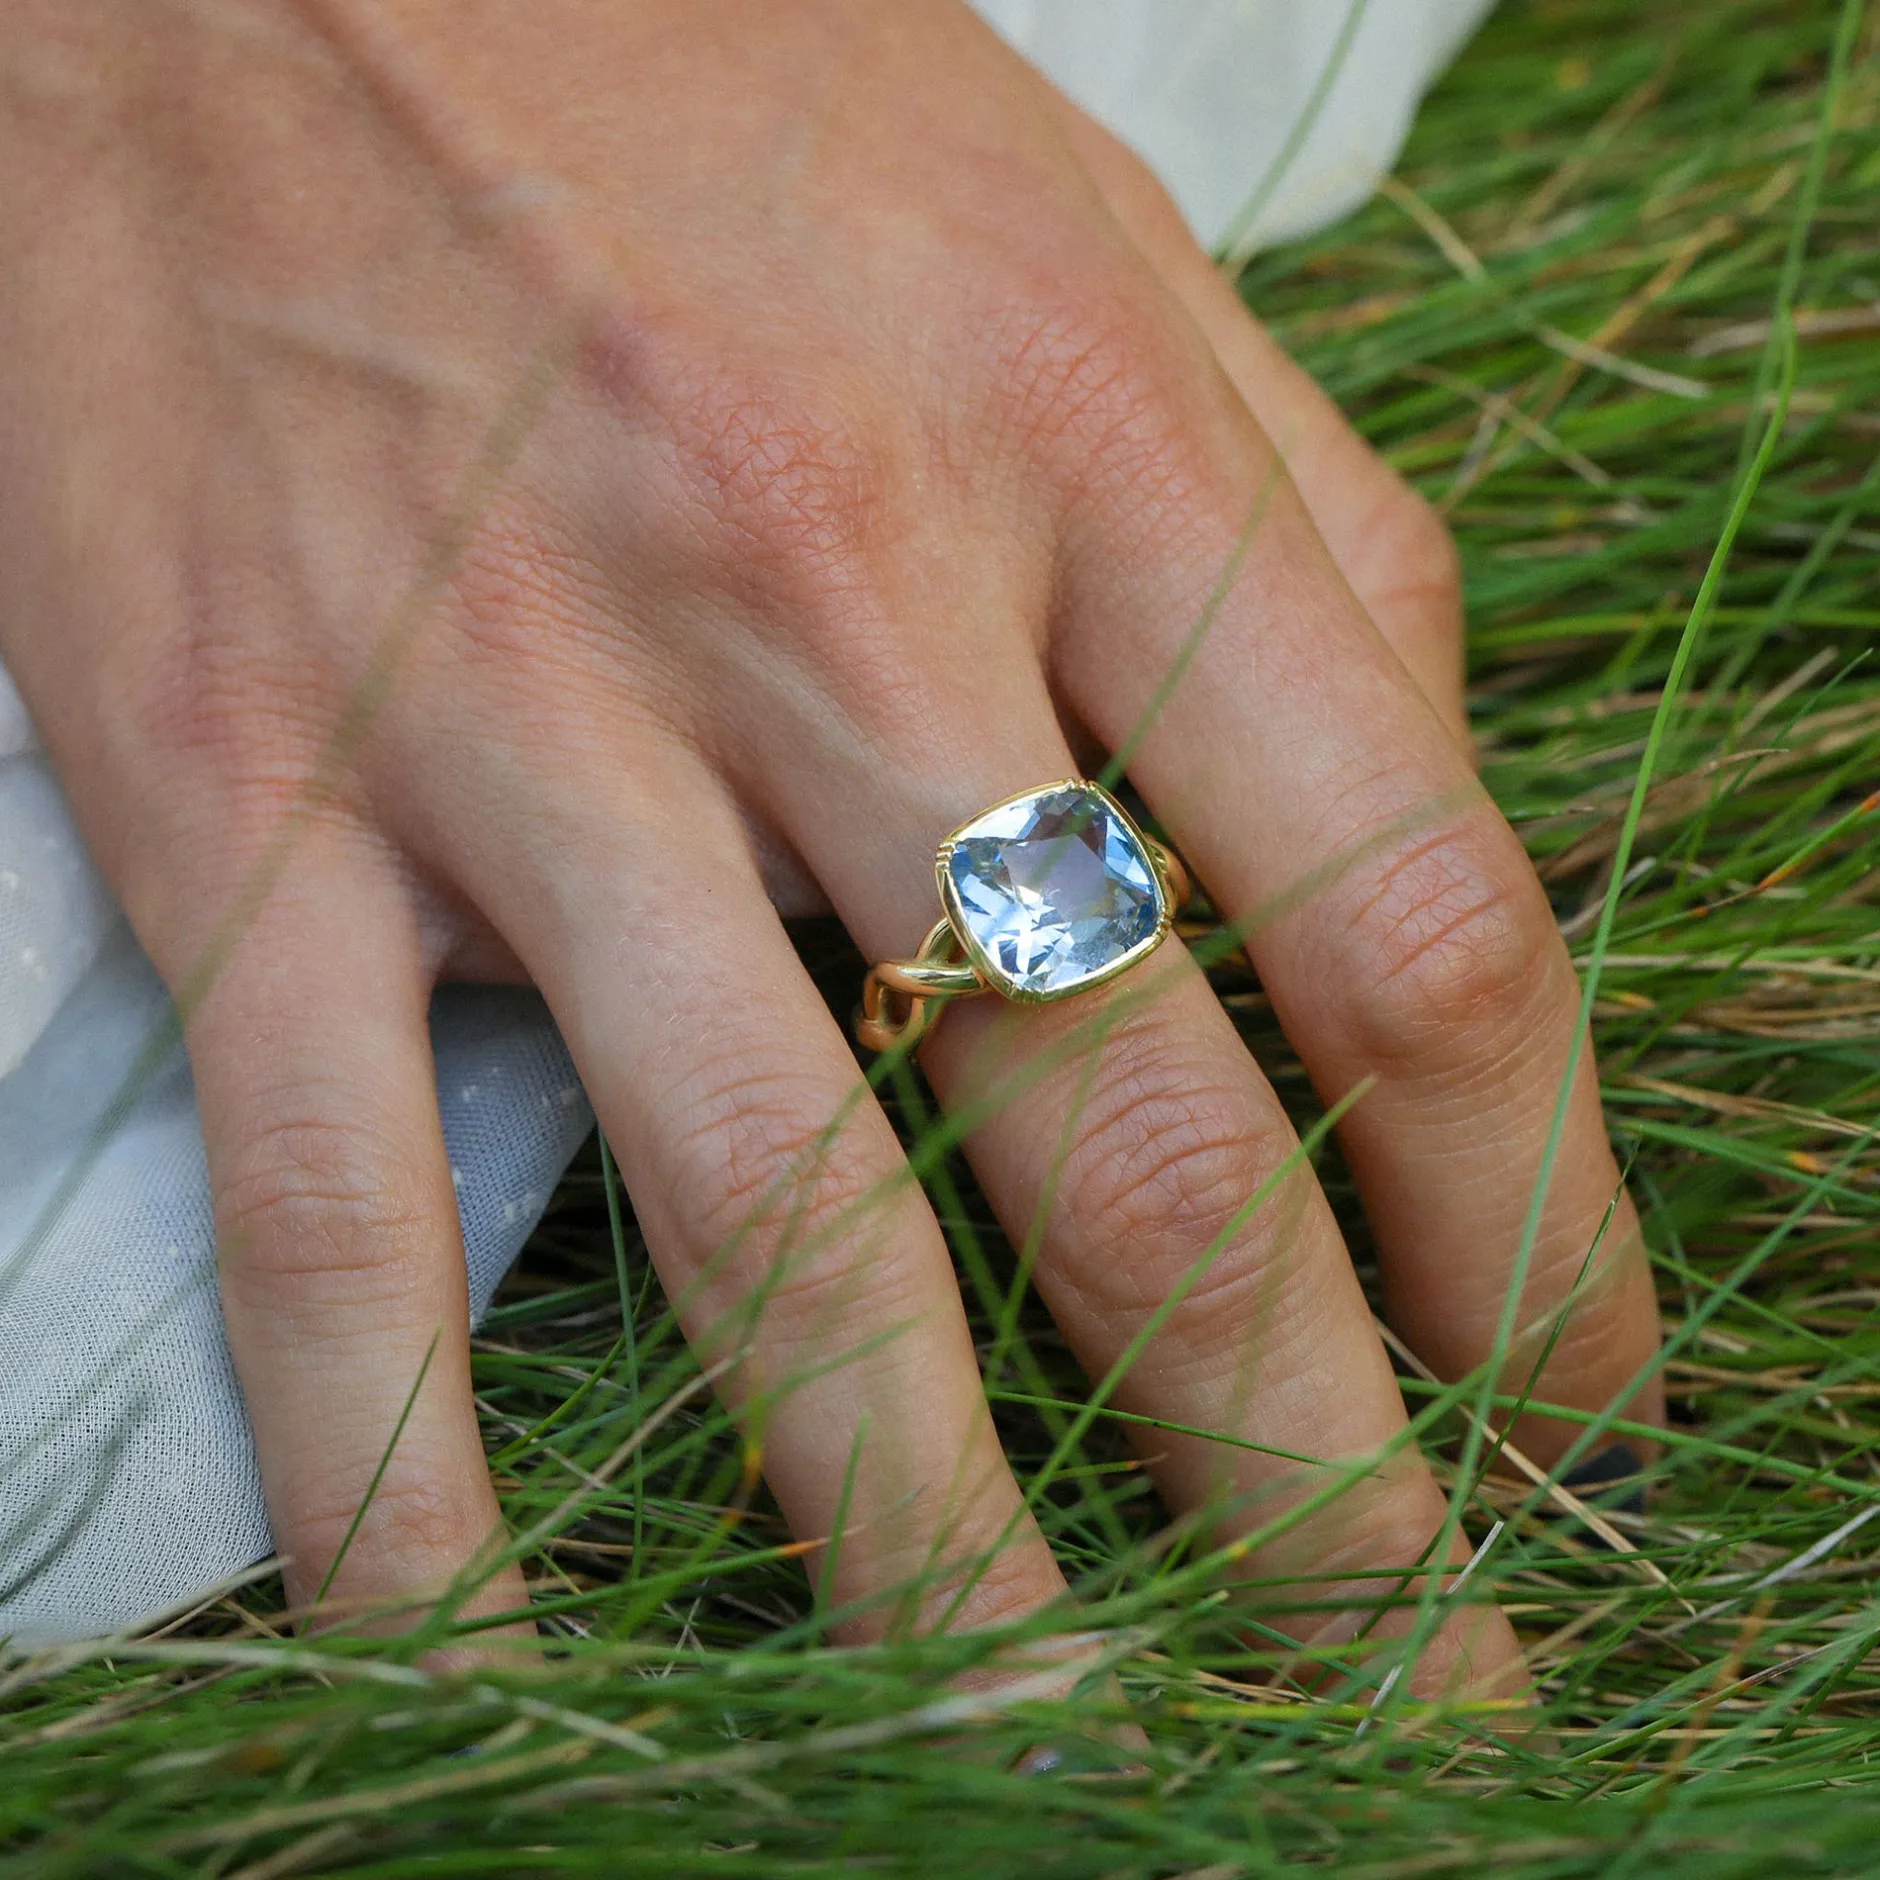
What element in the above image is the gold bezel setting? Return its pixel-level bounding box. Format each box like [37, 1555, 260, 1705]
[934, 780, 1173, 1006]
[857, 779, 1190, 1051]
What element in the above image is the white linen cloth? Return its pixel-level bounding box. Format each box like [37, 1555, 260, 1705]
[0, 0, 1493, 1644]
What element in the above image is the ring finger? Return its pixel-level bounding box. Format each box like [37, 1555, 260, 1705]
[763, 658, 1527, 1700]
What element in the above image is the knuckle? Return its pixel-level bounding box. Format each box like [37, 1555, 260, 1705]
[1328, 813, 1563, 1085]
[660, 360, 902, 619]
[894, 1524, 1059, 1638]
[1352, 482, 1463, 628]
[989, 286, 1210, 493]
[436, 507, 703, 760]
[1056, 1023, 1308, 1334]
[640, 352, 962, 756]
[107, 651, 368, 929]
[131, 633, 327, 823]
[291, 1468, 480, 1584]
[678, 1080, 872, 1254]
[218, 1108, 433, 1297]
[977, 276, 1263, 600]
[128, 538, 350, 789]
[662, 1057, 912, 1338]
[1078, 1091, 1256, 1283]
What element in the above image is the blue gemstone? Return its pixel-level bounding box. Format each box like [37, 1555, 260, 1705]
[944, 785, 1164, 998]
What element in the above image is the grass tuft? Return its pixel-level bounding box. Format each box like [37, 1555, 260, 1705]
[5, 1, 1879, 1872]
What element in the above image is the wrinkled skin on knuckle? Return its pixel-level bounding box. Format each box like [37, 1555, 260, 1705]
[102, 442, 396, 775]
[1318, 811, 1565, 1089]
[872, 1509, 1061, 1641]
[411, 502, 710, 796]
[600, 328, 983, 759]
[627, 334, 900, 615]
[216, 1108, 439, 1311]
[1262, 1475, 1454, 1640]
[1047, 1019, 1320, 1355]
[1344, 481, 1464, 639]
[131, 632, 317, 787]
[978, 277, 1225, 521]
[656, 1055, 919, 1358]
[282, 1463, 488, 1599]
[94, 622, 341, 899]
[81, 588, 400, 930]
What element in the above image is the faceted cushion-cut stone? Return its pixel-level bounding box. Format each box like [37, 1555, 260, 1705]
[942, 784, 1164, 999]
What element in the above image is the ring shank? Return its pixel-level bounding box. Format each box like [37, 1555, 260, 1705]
[857, 919, 983, 1052]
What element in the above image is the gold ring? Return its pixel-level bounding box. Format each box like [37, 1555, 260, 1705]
[857, 780, 1191, 1052]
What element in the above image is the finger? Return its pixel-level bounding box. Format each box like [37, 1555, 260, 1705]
[430, 746, 1072, 1647]
[1058, 111, 1468, 739]
[1046, 382, 1663, 1472]
[168, 837, 524, 1636]
[762, 680, 1525, 1697]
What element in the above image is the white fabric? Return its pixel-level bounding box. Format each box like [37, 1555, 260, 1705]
[0, 0, 1493, 1645]
[973, 0, 1497, 251]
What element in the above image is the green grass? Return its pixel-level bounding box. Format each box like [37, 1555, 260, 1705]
[6, 0, 1880, 1872]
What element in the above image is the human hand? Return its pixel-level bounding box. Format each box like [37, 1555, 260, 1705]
[0, 0, 1661, 1690]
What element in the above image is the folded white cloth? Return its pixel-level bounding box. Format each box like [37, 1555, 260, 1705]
[975, 0, 1495, 251]
[0, 0, 1493, 1645]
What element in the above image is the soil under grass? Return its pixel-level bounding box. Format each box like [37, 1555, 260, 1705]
[4, 1, 1879, 1873]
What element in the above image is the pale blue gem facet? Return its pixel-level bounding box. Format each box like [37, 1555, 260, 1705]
[945, 786, 1162, 997]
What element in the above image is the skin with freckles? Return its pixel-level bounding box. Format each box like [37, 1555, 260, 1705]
[0, 0, 1662, 1694]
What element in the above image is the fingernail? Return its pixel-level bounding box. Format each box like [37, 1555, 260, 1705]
[1560, 1443, 1647, 1520]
